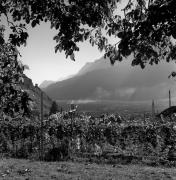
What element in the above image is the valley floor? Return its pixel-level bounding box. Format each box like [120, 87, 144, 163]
[0, 158, 176, 180]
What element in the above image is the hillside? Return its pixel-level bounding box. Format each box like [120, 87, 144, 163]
[22, 75, 53, 114]
[39, 80, 55, 89]
[43, 57, 176, 102]
[77, 57, 111, 75]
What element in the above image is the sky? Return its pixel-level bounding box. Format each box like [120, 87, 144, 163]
[19, 22, 105, 85]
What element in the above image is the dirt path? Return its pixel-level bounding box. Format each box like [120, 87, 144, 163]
[0, 158, 176, 180]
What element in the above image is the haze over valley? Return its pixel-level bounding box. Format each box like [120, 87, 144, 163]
[40, 56, 176, 111]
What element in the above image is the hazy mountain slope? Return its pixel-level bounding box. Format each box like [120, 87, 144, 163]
[39, 80, 55, 89]
[43, 57, 176, 101]
[39, 74, 75, 89]
[77, 57, 112, 75]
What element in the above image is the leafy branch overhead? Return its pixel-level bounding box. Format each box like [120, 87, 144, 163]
[1, 0, 176, 65]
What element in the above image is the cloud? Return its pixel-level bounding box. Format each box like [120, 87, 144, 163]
[115, 88, 136, 99]
[69, 99, 97, 104]
[94, 87, 111, 99]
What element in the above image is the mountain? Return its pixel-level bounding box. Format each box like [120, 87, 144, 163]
[43, 57, 176, 102]
[39, 80, 55, 89]
[77, 57, 111, 75]
[22, 75, 53, 114]
[39, 75, 75, 89]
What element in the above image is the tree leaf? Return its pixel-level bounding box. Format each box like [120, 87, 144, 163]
[70, 53, 75, 61]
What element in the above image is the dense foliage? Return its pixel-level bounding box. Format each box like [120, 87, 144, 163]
[49, 101, 59, 115]
[1, 0, 176, 67]
[0, 25, 30, 118]
[112, 0, 176, 68]
[1, 112, 176, 165]
[0, 0, 117, 60]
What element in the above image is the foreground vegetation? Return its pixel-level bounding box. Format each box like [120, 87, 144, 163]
[1, 111, 176, 167]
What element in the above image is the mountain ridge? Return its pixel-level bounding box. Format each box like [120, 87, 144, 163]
[43, 57, 176, 102]
[39, 80, 55, 89]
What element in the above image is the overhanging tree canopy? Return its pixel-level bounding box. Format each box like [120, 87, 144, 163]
[1, 0, 176, 67]
[1, 0, 176, 66]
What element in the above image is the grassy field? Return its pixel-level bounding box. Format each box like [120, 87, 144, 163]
[0, 158, 176, 180]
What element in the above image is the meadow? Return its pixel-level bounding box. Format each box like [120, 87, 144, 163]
[0, 158, 175, 180]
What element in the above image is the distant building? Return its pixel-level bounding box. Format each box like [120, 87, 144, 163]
[69, 103, 78, 112]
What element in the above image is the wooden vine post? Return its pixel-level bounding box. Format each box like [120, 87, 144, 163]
[40, 91, 44, 160]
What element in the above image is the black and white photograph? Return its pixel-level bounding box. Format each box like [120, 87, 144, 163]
[0, 0, 176, 179]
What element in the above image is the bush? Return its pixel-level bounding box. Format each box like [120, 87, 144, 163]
[44, 138, 69, 161]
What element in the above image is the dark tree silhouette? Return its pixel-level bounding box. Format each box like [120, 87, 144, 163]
[110, 0, 176, 68]
[0, 30, 31, 118]
[49, 101, 59, 115]
[1, 0, 176, 66]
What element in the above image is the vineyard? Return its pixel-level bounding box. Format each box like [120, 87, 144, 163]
[1, 111, 176, 166]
